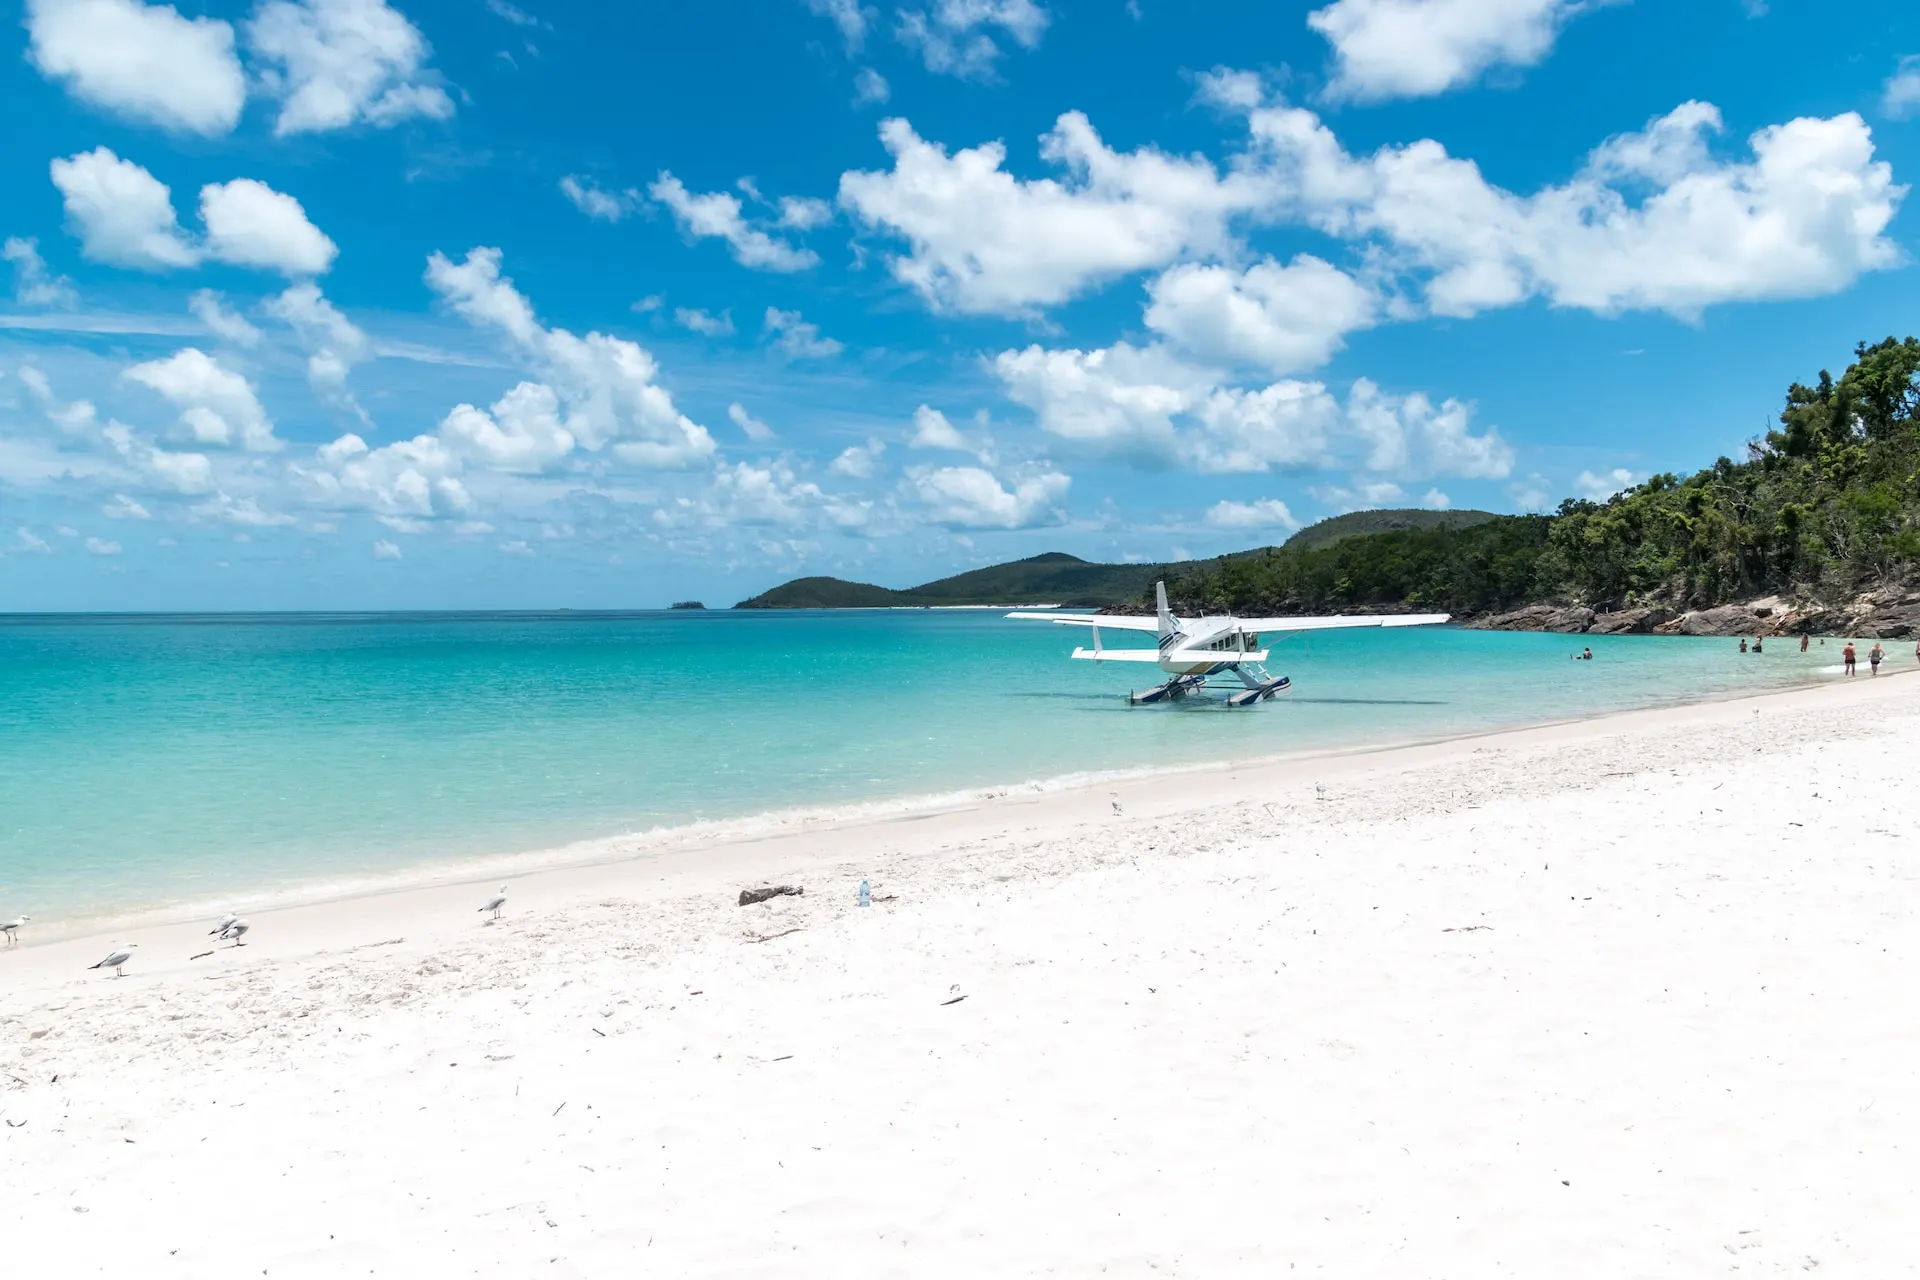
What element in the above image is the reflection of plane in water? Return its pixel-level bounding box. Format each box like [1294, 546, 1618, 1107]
[1009, 582, 1450, 707]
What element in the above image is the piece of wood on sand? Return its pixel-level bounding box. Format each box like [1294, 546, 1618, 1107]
[738, 885, 804, 906]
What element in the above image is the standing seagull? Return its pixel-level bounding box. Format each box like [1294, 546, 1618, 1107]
[88, 943, 137, 977]
[479, 885, 508, 922]
[1, 916, 27, 947]
[1110, 792, 1124, 816]
[218, 919, 250, 947]
[209, 911, 238, 937]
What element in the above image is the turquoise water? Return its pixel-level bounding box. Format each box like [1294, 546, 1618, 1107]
[0, 610, 1851, 924]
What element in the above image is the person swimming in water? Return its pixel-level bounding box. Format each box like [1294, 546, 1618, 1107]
[1800, 633, 1809, 653]
[1739, 638, 1748, 654]
[1570, 646, 1592, 660]
[1753, 635, 1763, 654]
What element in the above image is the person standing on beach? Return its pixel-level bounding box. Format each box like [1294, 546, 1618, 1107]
[1843, 642, 1857, 675]
[1870, 642, 1884, 675]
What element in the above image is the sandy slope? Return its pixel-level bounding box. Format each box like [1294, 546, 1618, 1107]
[4, 675, 1919, 1276]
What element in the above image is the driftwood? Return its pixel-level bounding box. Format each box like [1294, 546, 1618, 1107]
[738, 885, 804, 906]
[750, 927, 805, 944]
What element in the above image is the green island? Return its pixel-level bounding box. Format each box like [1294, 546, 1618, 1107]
[740, 338, 1920, 637]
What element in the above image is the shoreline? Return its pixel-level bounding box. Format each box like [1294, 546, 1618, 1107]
[5, 659, 1882, 948]
[4, 665, 1908, 991]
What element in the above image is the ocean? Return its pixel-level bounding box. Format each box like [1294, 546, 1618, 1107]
[0, 609, 1856, 928]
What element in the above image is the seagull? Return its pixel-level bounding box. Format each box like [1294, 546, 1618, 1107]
[209, 911, 238, 937]
[88, 943, 137, 977]
[1315, 783, 1327, 802]
[218, 919, 250, 947]
[1110, 792, 1123, 816]
[479, 885, 508, 921]
[1, 916, 27, 947]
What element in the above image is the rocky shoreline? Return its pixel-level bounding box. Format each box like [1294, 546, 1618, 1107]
[1464, 585, 1920, 638]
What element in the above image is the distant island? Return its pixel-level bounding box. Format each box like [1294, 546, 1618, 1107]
[669, 601, 706, 610]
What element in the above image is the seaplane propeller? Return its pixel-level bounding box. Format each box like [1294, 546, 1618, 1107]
[1008, 582, 1449, 707]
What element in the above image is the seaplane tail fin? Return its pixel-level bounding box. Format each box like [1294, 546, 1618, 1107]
[1155, 581, 1175, 642]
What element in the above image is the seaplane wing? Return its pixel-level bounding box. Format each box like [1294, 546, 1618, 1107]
[1003, 611, 1159, 631]
[1236, 612, 1451, 633]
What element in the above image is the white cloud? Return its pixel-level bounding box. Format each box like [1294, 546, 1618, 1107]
[438, 381, 575, 473]
[199, 179, 339, 276]
[3, 237, 78, 308]
[103, 493, 152, 519]
[1574, 466, 1637, 501]
[829, 438, 886, 478]
[487, 0, 541, 26]
[649, 174, 820, 272]
[804, 0, 870, 53]
[1206, 498, 1300, 531]
[994, 341, 1206, 458]
[674, 307, 734, 336]
[99, 422, 216, 492]
[50, 148, 198, 270]
[124, 348, 280, 451]
[192, 492, 298, 526]
[838, 113, 1271, 315]
[84, 536, 123, 555]
[728, 402, 776, 442]
[1241, 94, 1905, 318]
[18, 367, 101, 436]
[1419, 487, 1451, 509]
[560, 175, 637, 222]
[1510, 474, 1551, 511]
[909, 464, 1069, 529]
[995, 339, 1508, 480]
[778, 196, 834, 230]
[10, 528, 54, 555]
[908, 404, 970, 451]
[189, 289, 262, 347]
[1346, 378, 1511, 479]
[52, 149, 342, 278]
[297, 431, 473, 518]
[1886, 56, 1920, 119]
[425, 246, 715, 467]
[373, 537, 402, 559]
[1308, 0, 1594, 101]
[1192, 380, 1343, 473]
[1144, 255, 1376, 374]
[853, 67, 890, 106]
[896, 0, 1050, 80]
[247, 0, 455, 136]
[263, 283, 368, 407]
[25, 0, 246, 135]
[763, 307, 844, 359]
[1312, 479, 1408, 511]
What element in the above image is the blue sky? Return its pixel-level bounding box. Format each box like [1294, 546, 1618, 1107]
[1, 0, 1917, 609]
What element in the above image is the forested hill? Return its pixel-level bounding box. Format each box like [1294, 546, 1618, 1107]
[1161, 337, 1920, 638]
[1282, 508, 1498, 553]
[734, 553, 1172, 609]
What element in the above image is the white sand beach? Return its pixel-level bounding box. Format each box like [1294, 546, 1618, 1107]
[4, 674, 1920, 1276]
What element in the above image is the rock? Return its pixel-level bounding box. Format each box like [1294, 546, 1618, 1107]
[738, 885, 804, 907]
[1670, 605, 1765, 637]
[1589, 607, 1662, 635]
[1466, 604, 1595, 633]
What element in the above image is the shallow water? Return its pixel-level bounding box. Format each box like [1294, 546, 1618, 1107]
[0, 610, 1864, 921]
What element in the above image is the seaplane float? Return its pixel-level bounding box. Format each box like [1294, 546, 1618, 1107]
[1009, 582, 1449, 707]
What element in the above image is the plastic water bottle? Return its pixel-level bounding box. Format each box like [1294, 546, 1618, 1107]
[858, 879, 871, 908]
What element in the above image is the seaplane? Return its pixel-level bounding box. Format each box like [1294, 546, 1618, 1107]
[1008, 582, 1449, 707]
